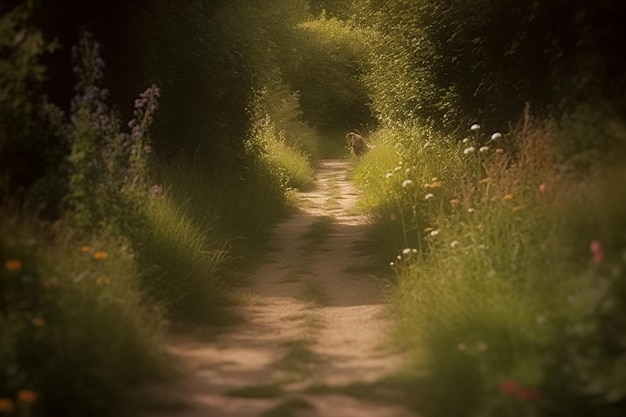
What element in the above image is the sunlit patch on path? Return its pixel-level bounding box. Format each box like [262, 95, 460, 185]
[137, 159, 416, 417]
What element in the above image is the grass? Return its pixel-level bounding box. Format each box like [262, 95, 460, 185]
[301, 216, 335, 247]
[351, 113, 626, 417]
[0, 206, 166, 417]
[261, 397, 315, 417]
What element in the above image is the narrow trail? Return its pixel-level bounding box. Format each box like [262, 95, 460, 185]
[139, 159, 416, 417]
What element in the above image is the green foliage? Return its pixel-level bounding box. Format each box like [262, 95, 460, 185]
[0, 205, 165, 417]
[0, 1, 62, 203]
[354, 114, 626, 416]
[65, 31, 158, 234]
[352, 0, 626, 133]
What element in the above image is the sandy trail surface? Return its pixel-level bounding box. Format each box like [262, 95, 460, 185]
[138, 159, 416, 417]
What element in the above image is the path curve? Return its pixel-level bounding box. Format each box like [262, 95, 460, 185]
[139, 159, 415, 417]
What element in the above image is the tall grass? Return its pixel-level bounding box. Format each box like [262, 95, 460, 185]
[353, 108, 626, 417]
[0, 205, 165, 417]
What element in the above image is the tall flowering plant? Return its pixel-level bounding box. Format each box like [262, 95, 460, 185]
[66, 31, 159, 233]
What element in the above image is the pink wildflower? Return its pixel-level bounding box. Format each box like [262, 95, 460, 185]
[590, 240, 604, 263]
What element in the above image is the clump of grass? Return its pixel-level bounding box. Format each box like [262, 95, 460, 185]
[226, 384, 284, 399]
[301, 216, 335, 247]
[261, 397, 314, 417]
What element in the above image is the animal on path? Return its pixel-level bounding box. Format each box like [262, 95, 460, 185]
[345, 131, 370, 157]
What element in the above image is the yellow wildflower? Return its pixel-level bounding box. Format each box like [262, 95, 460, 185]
[503, 194, 514, 201]
[0, 398, 14, 412]
[93, 251, 109, 260]
[423, 227, 434, 233]
[31, 317, 46, 328]
[4, 259, 22, 271]
[80, 245, 92, 253]
[429, 181, 443, 188]
[97, 276, 111, 285]
[17, 389, 37, 403]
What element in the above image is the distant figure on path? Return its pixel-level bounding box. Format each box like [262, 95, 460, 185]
[345, 131, 369, 157]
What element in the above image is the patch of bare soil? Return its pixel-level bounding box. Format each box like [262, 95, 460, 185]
[137, 159, 416, 417]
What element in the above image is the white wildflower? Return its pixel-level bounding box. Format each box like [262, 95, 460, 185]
[467, 208, 476, 213]
[394, 166, 402, 172]
[450, 240, 460, 248]
[463, 146, 476, 155]
[385, 172, 393, 179]
[462, 137, 470, 144]
[402, 248, 412, 255]
[490, 132, 502, 141]
[424, 193, 434, 200]
[470, 123, 481, 132]
[402, 179, 414, 188]
[405, 168, 411, 174]
[429, 229, 440, 236]
[479, 146, 490, 153]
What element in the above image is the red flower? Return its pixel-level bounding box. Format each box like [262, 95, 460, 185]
[516, 387, 540, 401]
[499, 379, 520, 395]
[590, 240, 604, 263]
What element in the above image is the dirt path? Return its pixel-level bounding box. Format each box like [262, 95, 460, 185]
[139, 159, 416, 417]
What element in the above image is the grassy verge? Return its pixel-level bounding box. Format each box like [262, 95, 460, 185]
[352, 108, 626, 417]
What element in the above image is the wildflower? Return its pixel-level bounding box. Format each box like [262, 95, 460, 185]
[0, 398, 14, 413]
[517, 387, 540, 402]
[590, 240, 604, 263]
[42, 277, 58, 289]
[424, 227, 433, 233]
[539, 183, 547, 193]
[499, 379, 520, 395]
[389, 262, 395, 267]
[425, 193, 434, 200]
[463, 146, 476, 155]
[429, 230, 440, 237]
[31, 317, 45, 327]
[396, 255, 402, 260]
[479, 146, 490, 153]
[427, 181, 442, 188]
[93, 251, 109, 260]
[405, 168, 411, 174]
[467, 208, 476, 213]
[80, 245, 92, 252]
[502, 194, 514, 201]
[450, 240, 459, 248]
[97, 275, 111, 285]
[402, 248, 412, 255]
[394, 166, 402, 172]
[462, 137, 470, 144]
[478, 177, 491, 184]
[17, 389, 37, 404]
[470, 123, 480, 132]
[151, 184, 163, 197]
[402, 179, 413, 188]
[385, 172, 393, 179]
[4, 259, 22, 271]
[495, 148, 504, 154]
[490, 132, 502, 141]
